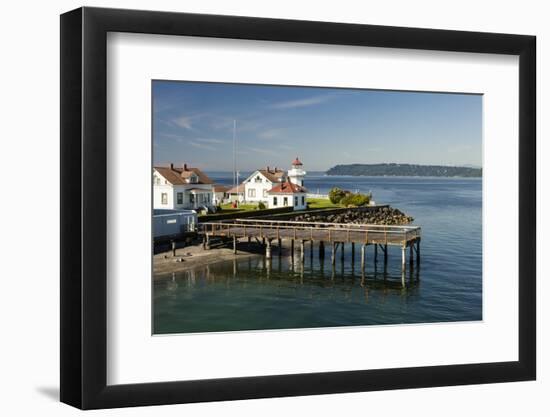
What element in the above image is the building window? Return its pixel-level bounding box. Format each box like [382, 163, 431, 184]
[154, 176, 160, 185]
[263, 189, 267, 198]
[273, 197, 278, 206]
[190, 194, 195, 204]
[302, 196, 305, 205]
[177, 192, 183, 205]
[283, 197, 288, 206]
[294, 196, 298, 206]
[248, 189, 256, 198]
[161, 193, 168, 205]
[254, 176, 262, 183]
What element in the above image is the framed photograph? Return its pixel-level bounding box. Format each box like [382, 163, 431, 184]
[60, 7, 536, 409]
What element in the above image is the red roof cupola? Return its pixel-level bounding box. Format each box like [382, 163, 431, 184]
[292, 157, 303, 166]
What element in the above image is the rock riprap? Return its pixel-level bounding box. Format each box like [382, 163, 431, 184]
[292, 207, 413, 225]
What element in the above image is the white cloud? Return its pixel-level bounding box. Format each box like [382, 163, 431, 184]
[173, 115, 195, 130]
[258, 128, 286, 140]
[189, 141, 216, 151]
[269, 94, 335, 110]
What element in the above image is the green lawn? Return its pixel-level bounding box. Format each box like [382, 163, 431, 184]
[306, 198, 340, 209]
[219, 203, 260, 212]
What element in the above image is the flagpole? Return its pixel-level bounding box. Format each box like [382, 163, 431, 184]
[233, 120, 236, 190]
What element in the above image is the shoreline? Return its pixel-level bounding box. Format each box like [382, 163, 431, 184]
[154, 243, 262, 277]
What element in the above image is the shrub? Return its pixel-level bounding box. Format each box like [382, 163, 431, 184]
[257, 201, 266, 210]
[328, 187, 347, 204]
[340, 192, 371, 207]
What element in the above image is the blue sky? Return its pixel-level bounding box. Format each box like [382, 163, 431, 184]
[153, 81, 482, 171]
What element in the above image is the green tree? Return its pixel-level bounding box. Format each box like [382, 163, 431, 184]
[328, 187, 347, 204]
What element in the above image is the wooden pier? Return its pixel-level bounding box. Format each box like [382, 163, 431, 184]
[201, 218, 421, 271]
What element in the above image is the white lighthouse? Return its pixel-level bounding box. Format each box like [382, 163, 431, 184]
[288, 157, 306, 187]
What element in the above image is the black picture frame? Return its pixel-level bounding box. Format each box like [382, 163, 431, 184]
[60, 6, 536, 410]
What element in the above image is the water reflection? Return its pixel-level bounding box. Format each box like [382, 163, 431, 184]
[156, 253, 420, 301]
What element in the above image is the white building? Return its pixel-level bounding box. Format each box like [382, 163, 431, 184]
[226, 184, 246, 204]
[212, 185, 229, 206]
[242, 167, 285, 203]
[267, 181, 307, 210]
[153, 163, 214, 210]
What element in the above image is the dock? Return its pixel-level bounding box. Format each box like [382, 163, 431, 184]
[201, 218, 421, 271]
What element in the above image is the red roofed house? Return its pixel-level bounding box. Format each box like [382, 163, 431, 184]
[153, 163, 214, 210]
[261, 157, 308, 210]
[267, 180, 307, 210]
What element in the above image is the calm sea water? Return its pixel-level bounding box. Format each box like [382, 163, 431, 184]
[153, 173, 482, 334]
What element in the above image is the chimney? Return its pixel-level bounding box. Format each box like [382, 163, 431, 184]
[266, 166, 270, 172]
[183, 163, 188, 171]
[170, 163, 174, 170]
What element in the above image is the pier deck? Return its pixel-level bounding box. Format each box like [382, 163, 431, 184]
[201, 218, 421, 270]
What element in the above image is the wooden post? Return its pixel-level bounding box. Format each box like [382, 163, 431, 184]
[233, 236, 237, 254]
[416, 239, 421, 264]
[291, 239, 295, 257]
[351, 242, 355, 263]
[247, 236, 251, 249]
[319, 241, 325, 258]
[310, 240, 314, 260]
[361, 244, 365, 270]
[374, 244, 378, 263]
[331, 242, 336, 265]
[300, 240, 305, 262]
[341, 243, 345, 262]
[384, 244, 388, 264]
[266, 240, 272, 259]
[262, 237, 265, 246]
[410, 243, 414, 266]
[171, 240, 176, 257]
[401, 246, 406, 271]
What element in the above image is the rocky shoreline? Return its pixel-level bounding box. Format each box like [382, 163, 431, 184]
[291, 206, 414, 225]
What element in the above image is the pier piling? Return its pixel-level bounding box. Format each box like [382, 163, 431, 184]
[202, 219, 421, 274]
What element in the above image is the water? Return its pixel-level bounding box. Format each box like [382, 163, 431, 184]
[153, 173, 482, 334]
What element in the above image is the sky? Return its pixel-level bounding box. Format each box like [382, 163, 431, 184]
[153, 81, 482, 172]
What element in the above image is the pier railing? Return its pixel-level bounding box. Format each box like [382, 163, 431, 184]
[201, 218, 420, 245]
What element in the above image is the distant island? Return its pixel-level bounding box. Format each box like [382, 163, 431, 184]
[326, 163, 482, 177]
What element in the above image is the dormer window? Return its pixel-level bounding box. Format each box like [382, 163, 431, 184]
[188, 174, 198, 184]
[254, 175, 262, 183]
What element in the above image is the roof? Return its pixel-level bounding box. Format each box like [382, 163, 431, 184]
[213, 185, 229, 192]
[291, 157, 303, 166]
[257, 169, 285, 183]
[188, 188, 211, 193]
[227, 184, 245, 194]
[268, 181, 307, 195]
[154, 165, 213, 185]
